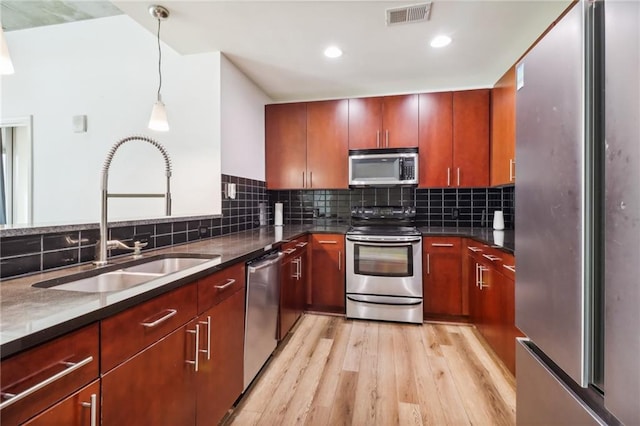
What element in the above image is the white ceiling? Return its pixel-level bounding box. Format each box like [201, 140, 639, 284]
[119, 1, 571, 102]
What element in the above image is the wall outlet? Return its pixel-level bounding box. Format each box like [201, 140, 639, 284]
[198, 226, 208, 237]
[451, 208, 460, 220]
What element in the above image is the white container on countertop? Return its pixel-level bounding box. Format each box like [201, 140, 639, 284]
[274, 203, 283, 226]
[493, 210, 505, 230]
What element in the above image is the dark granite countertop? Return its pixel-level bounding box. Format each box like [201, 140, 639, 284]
[0, 223, 511, 359]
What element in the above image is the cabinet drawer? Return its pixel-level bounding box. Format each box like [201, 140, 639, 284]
[101, 284, 197, 373]
[0, 324, 99, 426]
[198, 262, 245, 313]
[310, 234, 344, 248]
[423, 236, 461, 254]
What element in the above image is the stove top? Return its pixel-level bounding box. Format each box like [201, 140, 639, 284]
[346, 225, 421, 236]
[348, 205, 419, 236]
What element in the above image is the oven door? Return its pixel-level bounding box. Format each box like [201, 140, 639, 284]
[346, 235, 422, 298]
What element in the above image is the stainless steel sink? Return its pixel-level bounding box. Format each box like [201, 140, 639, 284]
[50, 271, 163, 293]
[121, 257, 210, 275]
[32, 254, 221, 293]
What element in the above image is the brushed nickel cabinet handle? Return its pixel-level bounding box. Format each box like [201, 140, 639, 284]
[503, 265, 516, 273]
[186, 324, 200, 372]
[509, 159, 515, 182]
[319, 240, 338, 244]
[482, 254, 501, 262]
[0, 356, 94, 410]
[81, 393, 98, 426]
[478, 266, 489, 290]
[427, 253, 430, 275]
[385, 130, 389, 147]
[431, 243, 454, 247]
[283, 248, 296, 255]
[199, 316, 211, 361]
[475, 263, 479, 288]
[140, 309, 177, 328]
[310, 171, 313, 188]
[376, 130, 380, 147]
[214, 278, 236, 290]
[467, 246, 482, 253]
[296, 242, 308, 247]
[447, 168, 451, 186]
[302, 171, 305, 188]
[457, 168, 461, 186]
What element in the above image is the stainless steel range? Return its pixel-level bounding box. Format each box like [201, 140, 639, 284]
[346, 206, 423, 324]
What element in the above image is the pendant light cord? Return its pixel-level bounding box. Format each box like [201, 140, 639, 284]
[156, 18, 162, 101]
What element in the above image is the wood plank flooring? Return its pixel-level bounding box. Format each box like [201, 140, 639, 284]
[226, 314, 516, 426]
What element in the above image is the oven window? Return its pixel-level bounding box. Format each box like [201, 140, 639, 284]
[354, 244, 413, 277]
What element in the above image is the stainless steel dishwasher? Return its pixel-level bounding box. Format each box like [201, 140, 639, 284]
[243, 251, 283, 391]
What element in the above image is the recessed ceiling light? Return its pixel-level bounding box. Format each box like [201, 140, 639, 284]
[324, 46, 343, 58]
[430, 35, 452, 48]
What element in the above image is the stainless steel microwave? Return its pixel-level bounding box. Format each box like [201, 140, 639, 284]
[348, 148, 419, 187]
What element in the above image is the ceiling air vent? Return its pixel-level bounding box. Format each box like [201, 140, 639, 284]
[386, 2, 432, 26]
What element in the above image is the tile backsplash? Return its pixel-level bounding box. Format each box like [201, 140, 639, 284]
[269, 186, 514, 229]
[0, 177, 514, 280]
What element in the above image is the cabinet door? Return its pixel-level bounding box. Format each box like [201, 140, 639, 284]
[102, 320, 197, 426]
[24, 380, 100, 426]
[310, 234, 345, 313]
[491, 66, 516, 186]
[423, 237, 462, 316]
[382, 94, 419, 148]
[499, 272, 518, 375]
[279, 254, 298, 340]
[307, 100, 348, 188]
[419, 92, 453, 187]
[296, 249, 308, 318]
[478, 260, 501, 355]
[453, 90, 490, 187]
[348, 97, 383, 149]
[197, 288, 245, 425]
[265, 102, 307, 189]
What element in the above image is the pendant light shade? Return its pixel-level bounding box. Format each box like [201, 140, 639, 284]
[149, 97, 169, 131]
[148, 5, 170, 131]
[0, 26, 15, 75]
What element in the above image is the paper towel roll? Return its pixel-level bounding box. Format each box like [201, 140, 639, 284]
[493, 230, 505, 247]
[275, 203, 284, 226]
[493, 210, 505, 230]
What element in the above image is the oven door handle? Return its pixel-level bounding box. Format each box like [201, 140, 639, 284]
[348, 241, 418, 247]
[346, 295, 422, 306]
[346, 235, 421, 243]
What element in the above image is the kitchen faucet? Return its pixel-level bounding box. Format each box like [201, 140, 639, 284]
[95, 135, 172, 266]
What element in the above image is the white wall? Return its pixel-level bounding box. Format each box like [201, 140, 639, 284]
[220, 54, 271, 181]
[1, 15, 221, 225]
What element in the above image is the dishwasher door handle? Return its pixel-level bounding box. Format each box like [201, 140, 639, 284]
[248, 253, 284, 272]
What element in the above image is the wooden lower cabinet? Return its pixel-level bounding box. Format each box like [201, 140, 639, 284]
[423, 237, 463, 316]
[101, 319, 198, 426]
[24, 380, 100, 426]
[197, 288, 245, 425]
[309, 234, 345, 313]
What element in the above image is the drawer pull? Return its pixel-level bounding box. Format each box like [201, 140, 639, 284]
[283, 248, 296, 254]
[467, 246, 482, 253]
[199, 316, 211, 361]
[482, 254, 501, 262]
[140, 309, 178, 328]
[214, 278, 236, 290]
[503, 265, 516, 273]
[186, 324, 200, 372]
[296, 242, 308, 247]
[0, 356, 93, 410]
[319, 240, 337, 244]
[81, 393, 98, 426]
[431, 243, 454, 247]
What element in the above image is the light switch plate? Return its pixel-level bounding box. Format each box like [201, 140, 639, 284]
[72, 115, 87, 133]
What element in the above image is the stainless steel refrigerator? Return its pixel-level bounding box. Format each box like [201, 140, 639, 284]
[515, 0, 639, 424]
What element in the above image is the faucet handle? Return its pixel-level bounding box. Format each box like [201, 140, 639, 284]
[133, 240, 148, 256]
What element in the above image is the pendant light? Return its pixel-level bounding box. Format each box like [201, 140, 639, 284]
[148, 5, 170, 131]
[0, 26, 15, 75]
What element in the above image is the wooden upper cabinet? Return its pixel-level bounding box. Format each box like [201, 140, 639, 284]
[418, 92, 453, 187]
[383, 94, 419, 148]
[306, 99, 348, 189]
[348, 97, 383, 149]
[265, 103, 307, 189]
[453, 90, 490, 187]
[491, 66, 516, 186]
[348, 95, 418, 149]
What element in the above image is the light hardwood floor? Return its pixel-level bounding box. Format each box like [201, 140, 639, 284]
[226, 314, 516, 426]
